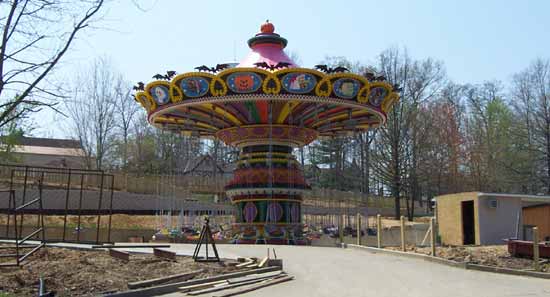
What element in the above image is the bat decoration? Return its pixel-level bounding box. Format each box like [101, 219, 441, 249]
[131, 94, 138, 102]
[133, 82, 145, 91]
[165, 70, 177, 79]
[194, 64, 230, 73]
[374, 75, 386, 81]
[195, 65, 210, 72]
[253, 62, 292, 70]
[152, 74, 166, 80]
[393, 83, 403, 92]
[364, 72, 376, 81]
[314, 65, 349, 73]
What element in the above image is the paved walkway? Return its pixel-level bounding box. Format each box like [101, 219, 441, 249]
[126, 243, 550, 297]
[14, 241, 550, 296]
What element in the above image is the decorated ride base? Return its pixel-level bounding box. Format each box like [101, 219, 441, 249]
[221, 128, 313, 244]
[133, 21, 399, 244]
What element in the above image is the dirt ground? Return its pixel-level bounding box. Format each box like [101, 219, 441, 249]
[0, 245, 238, 297]
[0, 214, 234, 230]
[388, 245, 550, 272]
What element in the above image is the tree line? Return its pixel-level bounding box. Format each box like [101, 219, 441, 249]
[306, 51, 550, 219]
[58, 52, 550, 220]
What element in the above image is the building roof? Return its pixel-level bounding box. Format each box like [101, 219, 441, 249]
[434, 192, 550, 203]
[477, 192, 550, 202]
[11, 137, 85, 157]
[522, 203, 550, 210]
[17, 137, 81, 148]
[182, 155, 230, 175]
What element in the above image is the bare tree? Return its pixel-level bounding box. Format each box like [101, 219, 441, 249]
[372, 47, 446, 219]
[65, 57, 118, 170]
[0, 0, 105, 129]
[511, 59, 550, 192]
[114, 81, 140, 170]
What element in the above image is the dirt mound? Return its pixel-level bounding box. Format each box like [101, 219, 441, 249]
[0, 246, 236, 296]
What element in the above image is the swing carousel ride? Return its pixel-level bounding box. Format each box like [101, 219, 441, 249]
[133, 21, 400, 244]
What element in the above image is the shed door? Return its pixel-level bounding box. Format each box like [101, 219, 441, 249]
[462, 200, 475, 245]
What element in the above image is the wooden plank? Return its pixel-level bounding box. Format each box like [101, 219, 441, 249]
[214, 275, 294, 297]
[153, 248, 176, 260]
[235, 259, 254, 268]
[109, 249, 130, 261]
[92, 244, 170, 249]
[128, 269, 203, 289]
[258, 257, 269, 268]
[105, 266, 281, 297]
[179, 280, 227, 292]
[187, 275, 285, 296]
[227, 271, 283, 284]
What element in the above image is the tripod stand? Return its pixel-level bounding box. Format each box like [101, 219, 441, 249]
[192, 216, 220, 262]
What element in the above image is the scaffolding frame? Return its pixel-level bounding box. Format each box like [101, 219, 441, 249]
[0, 165, 115, 249]
[0, 171, 46, 266]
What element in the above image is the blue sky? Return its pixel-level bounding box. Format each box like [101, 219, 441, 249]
[40, 0, 550, 137]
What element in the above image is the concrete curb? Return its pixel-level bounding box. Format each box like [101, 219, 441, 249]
[466, 264, 550, 279]
[344, 244, 459, 265]
[344, 244, 550, 279]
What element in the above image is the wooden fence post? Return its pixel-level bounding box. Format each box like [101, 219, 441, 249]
[430, 217, 436, 257]
[356, 213, 361, 246]
[376, 214, 382, 248]
[339, 214, 344, 246]
[533, 227, 540, 271]
[400, 216, 406, 252]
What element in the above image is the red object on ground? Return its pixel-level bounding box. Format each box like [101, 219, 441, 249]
[506, 239, 550, 259]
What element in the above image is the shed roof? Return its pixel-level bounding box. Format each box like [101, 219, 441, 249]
[477, 192, 550, 202]
[434, 192, 550, 203]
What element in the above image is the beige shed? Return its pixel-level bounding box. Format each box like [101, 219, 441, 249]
[435, 192, 550, 246]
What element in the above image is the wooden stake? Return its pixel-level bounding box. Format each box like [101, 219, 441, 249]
[376, 214, 382, 248]
[400, 216, 406, 252]
[356, 213, 361, 246]
[533, 227, 540, 271]
[339, 214, 344, 245]
[430, 217, 436, 257]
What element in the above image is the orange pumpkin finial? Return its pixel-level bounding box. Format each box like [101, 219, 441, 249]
[260, 20, 275, 34]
